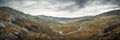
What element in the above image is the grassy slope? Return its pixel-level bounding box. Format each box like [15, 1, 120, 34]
[51, 9, 120, 40]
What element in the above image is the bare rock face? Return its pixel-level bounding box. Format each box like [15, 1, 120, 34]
[0, 33, 18, 40]
[0, 22, 5, 30]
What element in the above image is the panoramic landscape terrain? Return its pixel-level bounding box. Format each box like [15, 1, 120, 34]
[0, 0, 120, 40]
[0, 6, 120, 40]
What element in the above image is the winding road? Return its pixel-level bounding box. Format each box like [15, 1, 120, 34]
[52, 25, 83, 35]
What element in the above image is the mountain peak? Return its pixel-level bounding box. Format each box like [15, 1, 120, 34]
[98, 9, 120, 16]
[0, 6, 25, 16]
[0, 6, 13, 10]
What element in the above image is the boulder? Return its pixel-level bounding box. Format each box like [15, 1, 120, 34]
[0, 23, 5, 29]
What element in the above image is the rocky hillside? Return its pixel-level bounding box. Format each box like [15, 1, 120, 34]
[0, 7, 60, 40]
[76, 9, 120, 40]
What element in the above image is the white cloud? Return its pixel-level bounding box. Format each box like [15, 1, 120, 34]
[2, 0, 120, 18]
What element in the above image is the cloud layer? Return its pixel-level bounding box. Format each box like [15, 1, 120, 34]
[0, 0, 120, 18]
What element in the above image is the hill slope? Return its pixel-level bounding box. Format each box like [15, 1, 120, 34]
[51, 9, 120, 40]
[0, 7, 60, 40]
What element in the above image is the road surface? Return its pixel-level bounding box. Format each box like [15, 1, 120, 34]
[52, 25, 83, 35]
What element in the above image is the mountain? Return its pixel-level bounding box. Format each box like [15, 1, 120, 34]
[0, 7, 59, 40]
[0, 6, 120, 40]
[97, 9, 120, 16]
[37, 15, 72, 21]
[73, 9, 120, 40]
[37, 15, 95, 24]
[51, 9, 120, 40]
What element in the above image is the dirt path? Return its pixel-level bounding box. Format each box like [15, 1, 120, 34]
[52, 25, 83, 35]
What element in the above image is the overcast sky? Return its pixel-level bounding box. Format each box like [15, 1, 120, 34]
[0, 0, 120, 18]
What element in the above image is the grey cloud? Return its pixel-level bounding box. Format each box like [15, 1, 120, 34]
[0, 0, 8, 5]
[109, 0, 120, 6]
[0, 0, 120, 18]
[94, 0, 120, 6]
[0, 0, 119, 11]
[0, 0, 86, 11]
[72, 0, 88, 7]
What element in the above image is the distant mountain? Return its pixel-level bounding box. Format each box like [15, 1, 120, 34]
[37, 15, 95, 24]
[37, 9, 120, 24]
[37, 15, 72, 21]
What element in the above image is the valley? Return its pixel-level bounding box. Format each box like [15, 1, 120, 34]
[0, 7, 120, 40]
